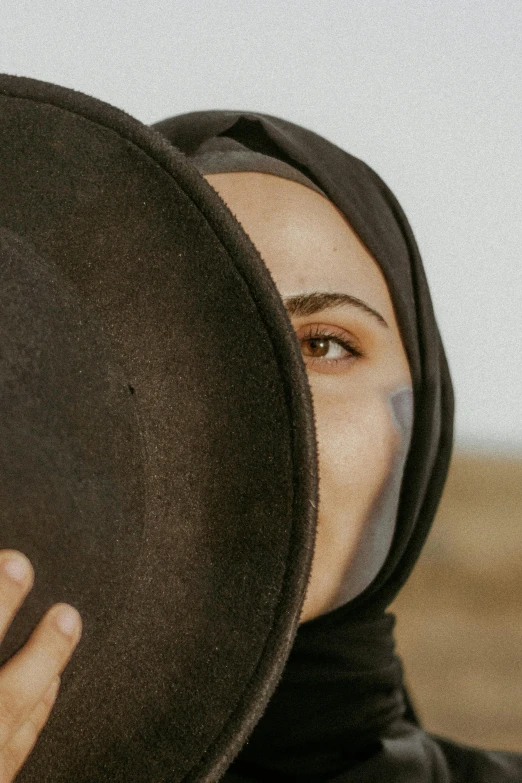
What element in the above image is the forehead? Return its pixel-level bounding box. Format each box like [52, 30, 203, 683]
[205, 171, 399, 328]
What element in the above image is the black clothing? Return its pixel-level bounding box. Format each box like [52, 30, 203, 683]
[153, 110, 522, 781]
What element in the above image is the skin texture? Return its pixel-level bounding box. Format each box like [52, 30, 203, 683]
[205, 172, 412, 623]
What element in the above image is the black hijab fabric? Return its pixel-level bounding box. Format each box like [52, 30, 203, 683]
[153, 111, 522, 782]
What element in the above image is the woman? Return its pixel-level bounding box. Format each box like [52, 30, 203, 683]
[150, 110, 522, 781]
[0, 108, 520, 781]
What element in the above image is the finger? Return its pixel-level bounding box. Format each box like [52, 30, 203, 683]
[0, 678, 60, 783]
[0, 604, 80, 744]
[0, 552, 34, 646]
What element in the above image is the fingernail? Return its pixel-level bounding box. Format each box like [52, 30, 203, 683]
[2, 555, 29, 584]
[55, 606, 80, 637]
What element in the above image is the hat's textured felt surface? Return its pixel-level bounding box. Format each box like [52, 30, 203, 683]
[0, 76, 318, 782]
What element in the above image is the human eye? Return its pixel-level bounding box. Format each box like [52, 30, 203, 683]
[297, 324, 364, 371]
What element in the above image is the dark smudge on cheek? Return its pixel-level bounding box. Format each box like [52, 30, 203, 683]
[323, 386, 414, 612]
[389, 386, 414, 442]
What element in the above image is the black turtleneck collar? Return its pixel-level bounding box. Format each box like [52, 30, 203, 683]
[227, 611, 405, 780]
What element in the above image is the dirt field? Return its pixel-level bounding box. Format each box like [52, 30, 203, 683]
[390, 451, 522, 752]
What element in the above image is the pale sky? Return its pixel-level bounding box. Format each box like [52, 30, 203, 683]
[2, 0, 521, 453]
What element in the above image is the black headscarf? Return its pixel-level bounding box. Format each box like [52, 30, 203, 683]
[152, 112, 522, 782]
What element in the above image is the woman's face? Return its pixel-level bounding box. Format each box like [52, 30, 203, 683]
[206, 172, 412, 623]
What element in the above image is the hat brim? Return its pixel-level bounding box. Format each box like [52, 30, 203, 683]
[0, 74, 317, 782]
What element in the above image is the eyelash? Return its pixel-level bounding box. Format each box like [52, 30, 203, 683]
[298, 324, 364, 368]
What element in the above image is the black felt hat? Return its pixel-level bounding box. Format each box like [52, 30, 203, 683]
[0, 74, 318, 782]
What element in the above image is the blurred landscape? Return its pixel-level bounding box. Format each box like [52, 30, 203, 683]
[391, 451, 522, 751]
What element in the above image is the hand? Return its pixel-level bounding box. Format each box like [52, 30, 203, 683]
[0, 550, 81, 783]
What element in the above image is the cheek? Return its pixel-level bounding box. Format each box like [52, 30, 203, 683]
[300, 381, 405, 619]
[312, 384, 400, 524]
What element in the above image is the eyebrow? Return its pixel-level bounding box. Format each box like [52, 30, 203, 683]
[282, 291, 388, 327]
